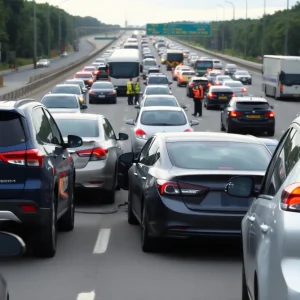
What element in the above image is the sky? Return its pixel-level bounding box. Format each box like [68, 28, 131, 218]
[36, 0, 298, 26]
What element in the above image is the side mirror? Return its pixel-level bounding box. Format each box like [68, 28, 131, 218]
[169, 82, 173, 85]
[125, 119, 135, 125]
[48, 91, 52, 94]
[114, 86, 118, 89]
[81, 104, 88, 109]
[224, 176, 256, 198]
[66, 135, 83, 148]
[270, 105, 274, 109]
[0, 232, 26, 257]
[134, 105, 140, 109]
[143, 82, 147, 85]
[82, 88, 87, 93]
[190, 120, 199, 126]
[117, 132, 129, 140]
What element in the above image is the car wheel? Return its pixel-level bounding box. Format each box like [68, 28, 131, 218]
[226, 121, 233, 133]
[267, 129, 275, 136]
[242, 263, 250, 300]
[127, 188, 138, 225]
[58, 183, 75, 232]
[141, 205, 156, 252]
[89, 99, 93, 104]
[33, 196, 57, 258]
[220, 118, 225, 131]
[106, 168, 117, 204]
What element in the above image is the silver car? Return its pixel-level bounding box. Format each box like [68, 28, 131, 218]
[141, 85, 172, 99]
[41, 94, 87, 113]
[213, 59, 223, 70]
[51, 84, 86, 104]
[142, 58, 158, 79]
[125, 106, 199, 156]
[36, 59, 50, 68]
[224, 119, 300, 300]
[94, 58, 106, 64]
[222, 80, 247, 97]
[52, 113, 128, 203]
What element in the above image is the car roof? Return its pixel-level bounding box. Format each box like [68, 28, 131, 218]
[52, 113, 101, 120]
[140, 106, 183, 112]
[143, 58, 156, 61]
[43, 93, 77, 97]
[254, 137, 278, 145]
[65, 79, 84, 82]
[75, 71, 93, 74]
[54, 84, 80, 88]
[145, 85, 169, 89]
[232, 97, 268, 102]
[144, 95, 176, 99]
[191, 76, 208, 80]
[210, 86, 232, 90]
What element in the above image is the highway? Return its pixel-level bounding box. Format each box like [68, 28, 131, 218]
[0, 33, 296, 300]
[0, 35, 118, 96]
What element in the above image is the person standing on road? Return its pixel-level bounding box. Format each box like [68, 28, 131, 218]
[192, 84, 204, 117]
[134, 78, 140, 105]
[126, 78, 134, 105]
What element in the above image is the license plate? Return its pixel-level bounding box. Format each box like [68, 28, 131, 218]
[293, 94, 299, 97]
[98, 95, 105, 98]
[219, 96, 227, 99]
[247, 115, 260, 119]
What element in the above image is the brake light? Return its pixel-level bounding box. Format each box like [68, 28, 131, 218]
[88, 79, 93, 82]
[89, 90, 94, 94]
[156, 179, 208, 196]
[184, 129, 193, 132]
[0, 149, 44, 167]
[242, 88, 246, 92]
[189, 83, 194, 87]
[109, 90, 116, 95]
[281, 183, 300, 211]
[135, 128, 147, 139]
[20, 205, 37, 212]
[215, 82, 220, 85]
[95, 70, 99, 74]
[76, 147, 107, 160]
[207, 93, 216, 98]
[230, 111, 243, 117]
[180, 76, 184, 80]
[264, 111, 275, 118]
[280, 84, 283, 93]
[232, 93, 236, 97]
[207, 83, 211, 87]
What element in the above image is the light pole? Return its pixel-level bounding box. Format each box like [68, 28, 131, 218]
[244, 0, 248, 58]
[47, 2, 50, 56]
[284, 0, 289, 55]
[57, 0, 72, 52]
[33, 0, 37, 68]
[217, 4, 225, 51]
[225, 1, 235, 52]
[261, 0, 266, 57]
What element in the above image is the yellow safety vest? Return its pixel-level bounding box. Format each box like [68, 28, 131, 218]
[135, 83, 140, 93]
[126, 81, 133, 94]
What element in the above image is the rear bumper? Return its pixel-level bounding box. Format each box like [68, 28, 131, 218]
[229, 118, 275, 131]
[89, 94, 116, 103]
[206, 98, 230, 107]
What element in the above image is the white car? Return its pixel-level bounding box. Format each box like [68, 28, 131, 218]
[213, 59, 222, 70]
[222, 80, 247, 97]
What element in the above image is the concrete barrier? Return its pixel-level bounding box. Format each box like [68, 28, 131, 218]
[0, 31, 126, 101]
[168, 37, 262, 72]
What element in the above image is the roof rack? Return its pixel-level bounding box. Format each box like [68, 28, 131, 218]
[14, 98, 36, 108]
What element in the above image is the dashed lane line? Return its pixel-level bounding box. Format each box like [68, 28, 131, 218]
[93, 228, 111, 254]
[77, 291, 96, 300]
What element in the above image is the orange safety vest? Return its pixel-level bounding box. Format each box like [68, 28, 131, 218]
[193, 86, 204, 99]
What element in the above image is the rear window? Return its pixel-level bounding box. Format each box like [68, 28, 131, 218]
[41, 96, 78, 108]
[148, 77, 169, 84]
[55, 119, 99, 137]
[224, 82, 243, 87]
[236, 102, 270, 110]
[0, 112, 26, 146]
[75, 73, 92, 78]
[84, 67, 95, 71]
[214, 60, 221, 63]
[145, 87, 170, 95]
[208, 73, 219, 77]
[236, 71, 249, 75]
[144, 98, 177, 107]
[193, 79, 208, 84]
[92, 82, 113, 89]
[227, 64, 237, 68]
[52, 86, 80, 94]
[166, 141, 271, 170]
[65, 81, 84, 88]
[141, 111, 187, 126]
[182, 72, 196, 76]
[144, 60, 156, 66]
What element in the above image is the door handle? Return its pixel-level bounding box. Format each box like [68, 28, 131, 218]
[62, 155, 67, 160]
[247, 215, 255, 222]
[260, 224, 269, 233]
[134, 172, 138, 176]
[142, 177, 146, 180]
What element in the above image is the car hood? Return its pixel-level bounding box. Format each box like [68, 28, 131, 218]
[47, 108, 80, 113]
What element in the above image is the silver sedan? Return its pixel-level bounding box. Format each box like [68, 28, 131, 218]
[222, 80, 247, 97]
[52, 113, 128, 203]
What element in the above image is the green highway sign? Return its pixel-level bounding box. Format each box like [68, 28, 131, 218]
[146, 23, 211, 37]
[94, 37, 117, 40]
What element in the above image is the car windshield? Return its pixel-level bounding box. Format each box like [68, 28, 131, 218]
[144, 97, 178, 107]
[217, 76, 231, 81]
[52, 86, 80, 94]
[109, 62, 139, 78]
[75, 74, 92, 78]
[145, 87, 170, 95]
[140, 111, 186, 126]
[39, 59, 47, 62]
[195, 61, 213, 69]
[236, 102, 270, 110]
[167, 141, 271, 170]
[144, 60, 156, 66]
[167, 53, 183, 61]
[65, 81, 84, 88]
[148, 77, 169, 84]
[41, 96, 79, 108]
[92, 82, 114, 89]
[224, 82, 243, 87]
[55, 119, 99, 137]
[236, 71, 249, 75]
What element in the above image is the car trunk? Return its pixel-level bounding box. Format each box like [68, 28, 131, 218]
[140, 124, 190, 138]
[91, 89, 114, 97]
[210, 91, 233, 100]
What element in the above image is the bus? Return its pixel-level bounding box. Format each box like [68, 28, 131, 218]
[193, 59, 214, 76]
[166, 50, 184, 71]
[107, 49, 142, 94]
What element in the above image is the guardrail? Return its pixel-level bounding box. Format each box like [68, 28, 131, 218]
[0, 31, 125, 101]
[168, 37, 262, 73]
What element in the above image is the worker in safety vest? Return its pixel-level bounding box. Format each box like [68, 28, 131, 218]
[192, 84, 204, 117]
[134, 78, 140, 105]
[126, 78, 134, 105]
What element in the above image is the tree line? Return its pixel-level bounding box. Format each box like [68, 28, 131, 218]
[0, 0, 120, 63]
[173, 2, 300, 61]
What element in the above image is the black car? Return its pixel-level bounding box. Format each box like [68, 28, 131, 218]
[232, 70, 252, 84]
[144, 74, 172, 87]
[95, 64, 109, 81]
[89, 81, 117, 104]
[204, 86, 234, 109]
[0, 99, 82, 257]
[224, 64, 237, 75]
[144, 54, 155, 59]
[186, 76, 210, 97]
[117, 132, 272, 252]
[220, 97, 275, 136]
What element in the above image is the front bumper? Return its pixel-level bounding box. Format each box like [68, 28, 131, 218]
[89, 94, 116, 103]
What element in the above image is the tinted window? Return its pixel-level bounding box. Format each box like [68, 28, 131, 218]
[145, 87, 170, 95]
[52, 86, 81, 94]
[195, 61, 213, 68]
[41, 96, 78, 108]
[167, 141, 271, 170]
[44, 109, 63, 145]
[211, 88, 232, 94]
[55, 118, 99, 137]
[208, 73, 219, 77]
[144, 137, 160, 166]
[148, 69, 159, 74]
[75, 73, 92, 78]
[214, 60, 221, 63]
[92, 82, 113, 89]
[102, 118, 116, 139]
[0, 112, 26, 146]
[109, 62, 139, 78]
[193, 79, 208, 84]
[139, 138, 153, 164]
[236, 102, 269, 110]
[144, 60, 156, 66]
[224, 82, 243, 87]
[124, 44, 138, 49]
[141, 111, 187, 126]
[32, 108, 53, 144]
[167, 53, 183, 61]
[148, 77, 169, 85]
[144, 98, 178, 107]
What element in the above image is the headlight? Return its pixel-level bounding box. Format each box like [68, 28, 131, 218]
[79, 97, 84, 102]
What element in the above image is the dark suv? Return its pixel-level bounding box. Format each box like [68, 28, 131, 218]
[0, 99, 83, 257]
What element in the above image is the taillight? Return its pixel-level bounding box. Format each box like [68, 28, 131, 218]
[281, 183, 300, 211]
[280, 84, 283, 93]
[180, 76, 184, 80]
[215, 82, 220, 85]
[0, 149, 44, 167]
[76, 148, 107, 160]
[184, 129, 193, 132]
[20, 205, 37, 212]
[207, 93, 216, 98]
[109, 90, 116, 95]
[230, 111, 243, 117]
[232, 93, 236, 97]
[95, 70, 99, 74]
[264, 111, 275, 118]
[135, 128, 147, 139]
[88, 79, 93, 82]
[156, 179, 208, 196]
[242, 88, 246, 92]
[207, 83, 211, 87]
[189, 83, 194, 87]
[89, 90, 94, 94]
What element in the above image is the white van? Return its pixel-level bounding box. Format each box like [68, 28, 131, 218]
[262, 55, 300, 99]
[123, 42, 139, 50]
[107, 49, 142, 94]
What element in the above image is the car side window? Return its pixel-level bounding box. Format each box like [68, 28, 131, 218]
[32, 107, 53, 144]
[263, 128, 297, 196]
[102, 118, 116, 140]
[144, 138, 160, 166]
[139, 138, 154, 164]
[43, 109, 63, 145]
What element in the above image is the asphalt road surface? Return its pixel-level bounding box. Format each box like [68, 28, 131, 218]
[0, 33, 296, 300]
[0, 34, 118, 95]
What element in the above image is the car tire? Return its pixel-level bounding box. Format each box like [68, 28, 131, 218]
[112, 98, 117, 104]
[242, 263, 250, 300]
[267, 129, 275, 136]
[127, 189, 138, 225]
[220, 119, 225, 131]
[141, 205, 156, 253]
[33, 196, 57, 258]
[226, 122, 233, 133]
[58, 184, 75, 232]
[106, 168, 117, 204]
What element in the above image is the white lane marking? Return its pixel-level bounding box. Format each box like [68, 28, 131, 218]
[93, 228, 111, 254]
[120, 126, 126, 131]
[77, 291, 95, 300]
